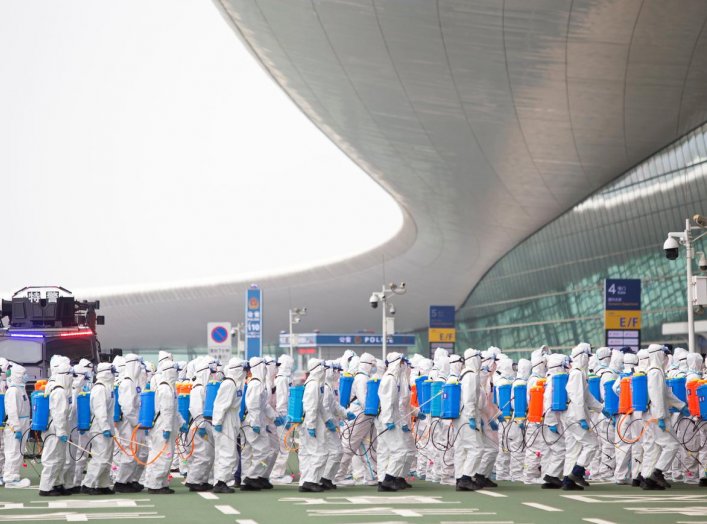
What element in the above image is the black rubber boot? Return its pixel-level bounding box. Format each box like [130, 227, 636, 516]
[569, 465, 589, 487]
[299, 481, 324, 493]
[212, 481, 235, 494]
[257, 477, 273, 490]
[320, 478, 337, 490]
[456, 476, 478, 492]
[561, 476, 583, 491]
[148, 487, 175, 494]
[474, 474, 497, 488]
[378, 474, 398, 492]
[397, 477, 412, 489]
[649, 469, 671, 489]
[641, 476, 665, 490]
[240, 478, 262, 491]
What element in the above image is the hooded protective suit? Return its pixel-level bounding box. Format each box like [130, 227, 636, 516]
[414, 357, 434, 478]
[591, 350, 623, 481]
[429, 354, 452, 483]
[375, 353, 407, 490]
[477, 351, 502, 483]
[186, 356, 217, 489]
[494, 358, 516, 481]
[298, 358, 328, 490]
[262, 356, 281, 478]
[640, 344, 684, 488]
[3, 364, 30, 487]
[242, 356, 278, 489]
[614, 352, 640, 484]
[505, 359, 530, 482]
[321, 361, 347, 484]
[335, 352, 377, 484]
[114, 354, 144, 489]
[82, 363, 116, 491]
[211, 358, 247, 491]
[144, 357, 178, 492]
[270, 354, 295, 482]
[398, 357, 417, 480]
[524, 350, 550, 484]
[39, 361, 73, 494]
[537, 353, 569, 487]
[453, 348, 483, 490]
[64, 358, 93, 490]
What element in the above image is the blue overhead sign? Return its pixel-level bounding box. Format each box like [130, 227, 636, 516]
[605, 279, 641, 310]
[245, 285, 262, 359]
[429, 305, 455, 328]
[278, 333, 416, 348]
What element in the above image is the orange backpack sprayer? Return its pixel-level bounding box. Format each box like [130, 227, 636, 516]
[618, 376, 632, 414]
[527, 378, 546, 423]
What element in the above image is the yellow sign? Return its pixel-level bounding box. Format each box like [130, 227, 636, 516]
[604, 310, 641, 330]
[429, 328, 456, 343]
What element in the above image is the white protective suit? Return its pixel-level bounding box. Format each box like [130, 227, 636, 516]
[64, 358, 93, 490]
[398, 357, 417, 479]
[509, 358, 530, 481]
[414, 358, 434, 479]
[3, 364, 30, 486]
[453, 348, 483, 490]
[335, 352, 377, 483]
[0, 357, 7, 484]
[495, 358, 515, 480]
[144, 357, 178, 491]
[82, 363, 116, 490]
[542, 354, 569, 487]
[594, 350, 623, 480]
[263, 356, 280, 479]
[589, 347, 612, 477]
[211, 357, 246, 490]
[322, 361, 347, 483]
[614, 352, 638, 484]
[270, 354, 294, 482]
[39, 362, 73, 493]
[298, 358, 328, 490]
[477, 350, 502, 483]
[668, 347, 689, 482]
[524, 349, 549, 484]
[375, 352, 407, 489]
[114, 354, 144, 488]
[429, 354, 451, 483]
[641, 344, 685, 489]
[686, 353, 705, 483]
[242, 356, 278, 488]
[186, 356, 216, 488]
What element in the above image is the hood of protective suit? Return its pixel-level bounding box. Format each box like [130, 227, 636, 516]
[547, 354, 568, 376]
[435, 356, 450, 381]
[54, 362, 74, 390]
[385, 352, 403, 378]
[325, 360, 339, 386]
[433, 347, 449, 367]
[588, 355, 598, 374]
[177, 361, 188, 380]
[339, 350, 356, 373]
[358, 353, 376, 376]
[348, 355, 360, 374]
[123, 354, 142, 384]
[278, 354, 294, 376]
[463, 348, 481, 373]
[409, 353, 423, 369]
[647, 344, 668, 371]
[595, 347, 611, 366]
[637, 349, 649, 372]
[249, 356, 267, 382]
[192, 356, 215, 385]
[418, 358, 433, 376]
[687, 353, 703, 375]
[498, 358, 515, 380]
[50, 355, 70, 378]
[623, 353, 638, 371]
[448, 354, 463, 378]
[571, 343, 592, 372]
[530, 349, 547, 376]
[158, 357, 178, 385]
[516, 359, 531, 380]
[609, 351, 624, 374]
[538, 344, 550, 355]
[72, 358, 93, 389]
[0, 357, 9, 379]
[95, 362, 116, 387]
[307, 358, 326, 383]
[265, 356, 277, 381]
[9, 363, 26, 386]
[112, 355, 126, 378]
[225, 357, 247, 383]
[158, 350, 173, 365]
[373, 359, 384, 378]
[674, 347, 688, 372]
[480, 350, 498, 374]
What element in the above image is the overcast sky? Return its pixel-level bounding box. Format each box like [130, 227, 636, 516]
[0, 0, 402, 297]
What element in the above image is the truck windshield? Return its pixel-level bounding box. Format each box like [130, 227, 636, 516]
[46, 338, 93, 363]
[0, 338, 43, 363]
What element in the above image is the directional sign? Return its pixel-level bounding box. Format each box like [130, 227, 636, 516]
[428, 328, 456, 343]
[429, 305, 456, 351]
[605, 279, 641, 350]
[429, 306, 455, 328]
[245, 285, 262, 359]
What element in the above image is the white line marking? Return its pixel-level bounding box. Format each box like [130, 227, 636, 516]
[215, 505, 240, 515]
[65, 516, 88, 522]
[584, 519, 617, 524]
[476, 490, 508, 498]
[522, 502, 563, 512]
[236, 520, 258, 524]
[197, 492, 219, 500]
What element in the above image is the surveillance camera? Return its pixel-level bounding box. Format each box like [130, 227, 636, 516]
[400, 282, 406, 289]
[694, 214, 707, 228]
[369, 294, 379, 309]
[302, 307, 307, 314]
[699, 252, 707, 272]
[664, 236, 680, 260]
[389, 304, 396, 316]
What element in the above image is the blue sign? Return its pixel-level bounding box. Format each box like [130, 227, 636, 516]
[245, 285, 262, 359]
[210, 326, 228, 344]
[278, 333, 416, 348]
[605, 279, 641, 310]
[429, 305, 455, 328]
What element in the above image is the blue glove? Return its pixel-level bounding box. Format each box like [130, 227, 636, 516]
[402, 424, 411, 433]
[468, 419, 477, 431]
[307, 428, 316, 438]
[102, 430, 112, 438]
[548, 425, 559, 434]
[197, 427, 207, 438]
[180, 423, 188, 434]
[602, 409, 611, 419]
[79, 430, 86, 435]
[163, 431, 171, 440]
[252, 426, 261, 434]
[658, 418, 667, 431]
[213, 424, 223, 433]
[489, 420, 499, 431]
[681, 406, 691, 417]
[325, 419, 336, 432]
[417, 413, 426, 421]
[385, 422, 395, 431]
[14, 431, 22, 440]
[59, 435, 68, 443]
[519, 422, 526, 431]
[579, 419, 590, 431]
[274, 416, 286, 427]
[346, 412, 356, 421]
[498, 415, 505, 423]
[285, 422, 292, 430]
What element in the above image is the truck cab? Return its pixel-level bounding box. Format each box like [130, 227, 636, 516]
[0, 286, 104, 383]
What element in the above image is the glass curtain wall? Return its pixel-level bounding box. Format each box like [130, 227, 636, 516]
[456, 124, 707, 358]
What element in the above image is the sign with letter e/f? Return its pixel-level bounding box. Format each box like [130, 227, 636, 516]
[604, 279, 641, 351]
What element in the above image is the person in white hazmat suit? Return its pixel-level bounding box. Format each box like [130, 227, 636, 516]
[321, 360, 347, 489]
[143, 353, 178, 494]
[3, 363, 31, 488]
[81, 363, 117, 495]
[114, 354, 144, 493]
[375, 352, 408, 492]
[270, 354, 294, 484]
[589, 347, 612, 478]
[0, 357, 8, 485]
[613, 351, 639, 485]
[494, 357, 516, 481]
[263, 356, 282, 480]
[414, 357, 433, 479]
[686, 353, 706, 484]
[641, 344, 686, 490]
[211, 357, 247, 494]
[298, 358, 329, 493]
[540, 353, 569, 489]
[398, 356, 417, 483]
[429, 351, 451, 484]
[476, 350, 502, 488]
[39, 361, 73, 496]
[509, 358, 531, 481]
[242, 356, 278, 491]
[524, 349, 548, 484]
[560, 343, 602, 491]
[64, 358, 93, 492]
[595, 350, 623, 481]
[186, 356, 217, 492]
[335, 352, 377, 485]
[453, 348, 483, 491]
[667, 347, 689, 482]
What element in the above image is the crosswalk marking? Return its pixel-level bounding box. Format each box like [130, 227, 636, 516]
[476, 490, 508, 498]
[215, 505, 240, 515]
[197, 492, 219, 500]
[583, 519, 617, 524]
[522, 503, 562, 512]
[236, 520, 258, 524]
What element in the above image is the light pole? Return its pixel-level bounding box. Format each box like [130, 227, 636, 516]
[664, 214, 707, 353]
[369, 282, 407, 360]
[288, 307, 307, 360]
